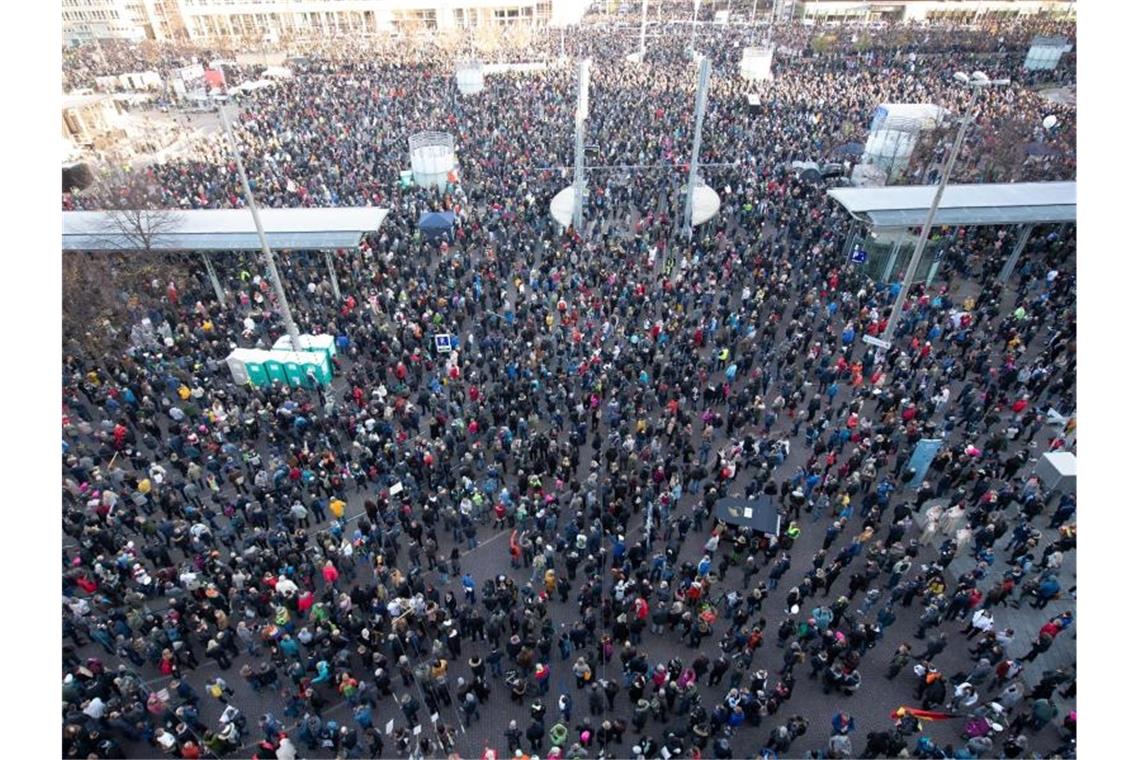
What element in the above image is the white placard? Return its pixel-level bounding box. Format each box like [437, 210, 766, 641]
[862, 334, 891, 349]
[413, 724, 422, 736]
[385, 719, 394, 735]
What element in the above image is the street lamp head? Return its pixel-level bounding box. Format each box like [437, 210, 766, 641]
[1043, 115, 1059, 129]
[970, 71, 990, 83]
[953, 71, 971, 84]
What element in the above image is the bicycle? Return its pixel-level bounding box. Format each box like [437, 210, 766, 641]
[504, 669, 539, 698]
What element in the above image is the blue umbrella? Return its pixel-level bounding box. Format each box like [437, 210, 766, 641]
[417, 211, 457, 241]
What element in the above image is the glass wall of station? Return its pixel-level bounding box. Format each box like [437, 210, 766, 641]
[848, 226, 957, 285]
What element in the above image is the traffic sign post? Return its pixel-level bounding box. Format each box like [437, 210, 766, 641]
[849, 246, 867, 265]
[434, 334, 453, 354]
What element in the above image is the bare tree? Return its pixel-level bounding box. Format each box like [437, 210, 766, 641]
[62, 250, 182, 356]
[64, 176, 183, 354]
[88, 171, 180, 252]
[474, 22, 502, 54]
[99, 205, 179, 252]
[505, 20, 533, 50]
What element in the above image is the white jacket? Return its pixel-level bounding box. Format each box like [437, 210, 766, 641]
[971, 610, 995, 632]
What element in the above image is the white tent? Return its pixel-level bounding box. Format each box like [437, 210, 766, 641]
[234, 79, 276, 93]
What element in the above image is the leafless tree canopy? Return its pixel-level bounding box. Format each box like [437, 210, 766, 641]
[64, 178, 183, 355]
[86, 172, 181, 252]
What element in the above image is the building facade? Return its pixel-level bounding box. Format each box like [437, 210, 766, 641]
[795, 0, 1076, 23]
[65, 0, 588, 43]
[174, 0, 588, 41]
[63, 0, 187, 43]
[62, 94, 122, 146]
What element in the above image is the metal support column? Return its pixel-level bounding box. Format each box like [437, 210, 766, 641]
[639, 0, 649, 60]
[684, 56, 712, 237]
[881, 85, 979, 343]
[881, 236, 902, 284]
[324, 250, 342, 301]
[572, 59, 591, 232]
[925, 255, 940, 287]
[841, 219, 859, 260]
[926, 227, 952, 287]
[691, 0, 700, 54]
[219, 105, 302, 351]
[202, 252, 225, 305]
[998, 223, 1033, 284]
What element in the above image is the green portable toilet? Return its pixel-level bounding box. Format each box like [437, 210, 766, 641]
[263, 355, 286, 385]
[290, 350, 330, 387]
[243, 349, 272, 388]
[273, 333, 310, 353]
[308, 333, 337, 361]
[306, 349, 333, 385]
[274, 333, 336, 366]
[282, 352, 307, 387]
[226, 349, 251, 385]
[400, 170, 414, 188]
[246, 358, 270, 387]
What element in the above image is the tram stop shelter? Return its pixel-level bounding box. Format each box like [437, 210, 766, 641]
[62, 206, 388, 302]
[827, 181, 1075, 286]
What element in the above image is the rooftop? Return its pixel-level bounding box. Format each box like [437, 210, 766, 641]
[62, 207, 389, 252]
[827, 181, 1076, 228]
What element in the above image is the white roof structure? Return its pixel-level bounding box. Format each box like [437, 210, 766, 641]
[872, 103, 947, 129]
[1042, 451, 1077, 476]
[63, 93, 112, 110]
[689, 184, 721, 226]
[552, 185, 721, 228]
[827, 182, 1076, 228]
[62, 207, 389, 252]
[549, 186, 576, 228]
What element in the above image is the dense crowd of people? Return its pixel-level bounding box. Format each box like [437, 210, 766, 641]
[62, 11, 1076, 760]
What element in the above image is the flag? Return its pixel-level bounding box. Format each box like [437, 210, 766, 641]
[893, 706, 956, 722]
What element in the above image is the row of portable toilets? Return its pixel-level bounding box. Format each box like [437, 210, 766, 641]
[225, 334, 336, 388]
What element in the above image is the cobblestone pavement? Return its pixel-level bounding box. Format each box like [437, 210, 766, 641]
[66, 256, 1075, 759]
